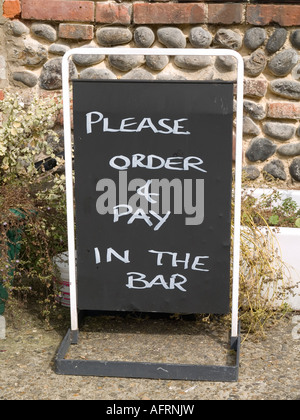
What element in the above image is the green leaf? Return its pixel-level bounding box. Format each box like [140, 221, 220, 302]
[295, 218, 300, 228]
[269, 215, 279, 225]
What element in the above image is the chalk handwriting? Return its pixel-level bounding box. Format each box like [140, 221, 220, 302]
[113, 205, 171, 231]
[148, 250, 209, 271]
[126, 272, 188, 291]
[94, 247, 130, 264]
[94, 247, 210, 292]
[86, 112, 190, 135]
[109, 154, 206, 173]
[88, 105, 209, 293]
[137, 180, 158, 204]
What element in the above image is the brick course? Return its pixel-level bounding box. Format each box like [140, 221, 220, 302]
[133, 3, 206, 25]
[96, 3, 132, 25]
[246, 5, 300, 26]
[208, 4, 243, 25]
[21, 0, 94, 22]
[17, 1, 300, 27]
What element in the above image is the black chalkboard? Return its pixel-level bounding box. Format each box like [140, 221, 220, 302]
[73, 80, 233, 314]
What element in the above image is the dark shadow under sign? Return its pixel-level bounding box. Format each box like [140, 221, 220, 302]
[73, 80, 234, 315]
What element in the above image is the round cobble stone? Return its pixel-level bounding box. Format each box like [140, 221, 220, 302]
[80, 68, 116, 80]
[246, 137, 276, 162]
[96, 27, 132, 47]
[10, 20, 29, 37]
[134, 27, 155, 48]
[263, 122, 295, 141]
[263, 159, 287, 181]
[290, 30, 300, 50]
[268, 49, 299, 77]
[215, 55, 236, 72]
[244, 100, 266, 120]
[40, 58, 78, 90]
[243, 117, 260, 136]
[266, 28, 287, 54]
[292, 64, 300, 81]
[174, 55, 212, 71]
[243, 165, 260, 180]
[244, 50, 266, 77]
[108, 54, 144, 72]
[72, 47, 105, 67]
[49, 44, 70, 56]
[31, 23, 57, 43]
[157, 28, 186, 49]
[214, 29, 242, 51]
[189, 27, 212, 48]
[145, 55, 169, 71]
[18, 39, 48, 67]
[270, 79, 300, 100]
[244, 27, 266, 51]
[290, 157, 300, 181]
[13, 70, 38, 87]
[278, 142, 300, 157]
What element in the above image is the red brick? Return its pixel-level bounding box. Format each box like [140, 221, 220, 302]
[96, 3, 132, 25]
[246, 5, 300, 27]
[3, 0, 21, 18]
[268, 102, 300, 120]
[59, 24, 94, 40]
[0, 90, 4, 101]
[244, 78, 268, 99]
[208, 4, 243, 25]
[208, 4, 244, 25]
[133, 3, 206, 25]
[21, 0, 94, 22]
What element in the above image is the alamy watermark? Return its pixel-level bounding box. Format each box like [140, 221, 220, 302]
[95, 170, 205, 228]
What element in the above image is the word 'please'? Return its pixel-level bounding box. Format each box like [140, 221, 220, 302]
[86, 112, 190, 135]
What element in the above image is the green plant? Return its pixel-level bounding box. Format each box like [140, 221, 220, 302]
[246, 189, 300, 228]
[0, 93, 60, 180]
[0, 91, 67, 322]
[236, 185, 295, 338]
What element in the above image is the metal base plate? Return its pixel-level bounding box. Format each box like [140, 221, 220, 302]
[55, 314, 240, 382]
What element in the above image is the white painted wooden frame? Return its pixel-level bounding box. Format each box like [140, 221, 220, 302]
[62, 48, 244, 339]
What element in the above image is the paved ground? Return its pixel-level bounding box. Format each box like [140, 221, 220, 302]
[0, 302, 300, 400]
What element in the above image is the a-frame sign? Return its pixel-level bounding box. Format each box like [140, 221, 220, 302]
[56, 48, 244, 381]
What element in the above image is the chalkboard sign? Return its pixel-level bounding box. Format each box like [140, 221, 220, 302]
[73, 80, 233, 314]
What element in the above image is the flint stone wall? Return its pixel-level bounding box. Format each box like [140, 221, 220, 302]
[1, 0, 300, 186]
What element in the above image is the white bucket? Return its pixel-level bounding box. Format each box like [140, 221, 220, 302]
[53, 251, 76, 308]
